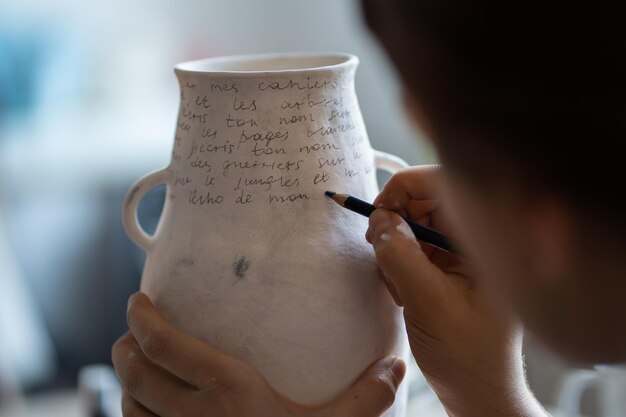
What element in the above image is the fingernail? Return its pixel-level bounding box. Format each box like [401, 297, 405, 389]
[383, 356, 405, 383]
[371, 210, 418, 247]
[395, 221, 416, 241]
[370, 209, 392, 238]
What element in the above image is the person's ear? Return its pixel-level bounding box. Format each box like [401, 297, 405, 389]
[524, 197, 574, 286]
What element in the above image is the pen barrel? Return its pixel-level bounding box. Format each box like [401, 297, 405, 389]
[408, 220, 449, 249]
[407, 220, 455, 252]
[345, 196, 376, 217]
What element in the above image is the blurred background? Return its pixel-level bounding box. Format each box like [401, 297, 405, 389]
[0, 0, 591, 416]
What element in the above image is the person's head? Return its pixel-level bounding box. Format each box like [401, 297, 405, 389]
[361, 0, 626, 364]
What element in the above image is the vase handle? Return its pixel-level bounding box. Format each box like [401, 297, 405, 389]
[122, 168, 171, 252]
[373, 149, 410, 175]
[556, 370, 600, 417]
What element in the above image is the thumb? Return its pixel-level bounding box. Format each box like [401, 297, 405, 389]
[330, 356, 406, 417]
[368, 208, 445, 312]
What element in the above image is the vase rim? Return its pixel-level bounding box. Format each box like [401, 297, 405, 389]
[174, 52, 358, 76]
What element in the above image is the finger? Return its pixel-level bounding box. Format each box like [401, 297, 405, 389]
[404, 199, 439, 224]
[367, 202, 441, 256]
[121, 390, 158, 417]
[377, 268, 402, 306]
[368, 208, 446, 312]
[369, 165, 444, 257]
[374, 165, 441, 210]
[126, 293, 248, 389]
[366, 200, 436, 235]
[327, 356, 406, 417]
[381, 274, 403, 306]
[112, 332, 198, 417]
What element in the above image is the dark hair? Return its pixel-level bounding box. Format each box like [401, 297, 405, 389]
[361, 0, 626, 229]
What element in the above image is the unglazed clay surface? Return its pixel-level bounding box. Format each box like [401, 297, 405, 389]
[123, 53, 410, 416]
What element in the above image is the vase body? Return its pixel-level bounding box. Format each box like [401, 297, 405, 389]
[123, 53, 410, 415]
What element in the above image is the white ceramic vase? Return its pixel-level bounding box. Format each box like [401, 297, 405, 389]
[123, 53, 410, 415]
